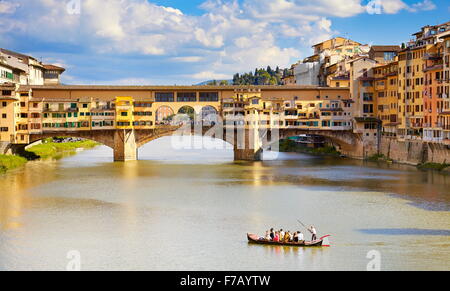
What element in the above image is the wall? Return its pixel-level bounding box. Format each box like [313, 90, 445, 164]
[380, 136, 450, 165]
[0, 141, 10, 154]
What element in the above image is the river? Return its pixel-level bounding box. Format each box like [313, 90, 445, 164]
[0, 137, 449, 271]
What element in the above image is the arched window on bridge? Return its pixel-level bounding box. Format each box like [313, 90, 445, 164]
[156, 106, 175, 124]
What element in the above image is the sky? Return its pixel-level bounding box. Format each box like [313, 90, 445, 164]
[0, 0, 449, 85]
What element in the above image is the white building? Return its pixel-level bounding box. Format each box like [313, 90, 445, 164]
[0, 48, 64, 86]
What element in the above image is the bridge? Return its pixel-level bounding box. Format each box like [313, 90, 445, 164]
[0, 85, 377, 161]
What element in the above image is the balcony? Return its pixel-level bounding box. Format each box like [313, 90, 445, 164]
[423, 53, 443, 60]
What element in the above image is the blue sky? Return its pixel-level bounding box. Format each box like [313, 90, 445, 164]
[0, 0, 449, 85]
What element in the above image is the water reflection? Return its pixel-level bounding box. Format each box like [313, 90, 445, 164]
[0, 138, 449, 271]
[359, 229, 450, 236]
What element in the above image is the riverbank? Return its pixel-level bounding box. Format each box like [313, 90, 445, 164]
[0, 139, 99, 174]
[0, 155, 28, 174]
[27, 139, 99, 159]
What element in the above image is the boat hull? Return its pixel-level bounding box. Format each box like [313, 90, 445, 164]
[247, 233, 329, 247]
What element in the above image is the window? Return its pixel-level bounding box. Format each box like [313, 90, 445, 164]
[363, 93, 373, 101]
[2, 102, 6, 107]
[199, 92, 219, 102]
[83, 104, 88, 108]
[364, 123, 377, 130]
[133, 112, 152, 116]
[155, 92, 175, 102]
[0, 127, 8, 132]
[384, 52, 396, 61]
[363, 104, 374, 113]
[252, 99, 259, 105]
[1, 90, 12, 96]
[121, 112, 128, 117]
[1, 114, 6, 118]
[177, 92, 196, 102]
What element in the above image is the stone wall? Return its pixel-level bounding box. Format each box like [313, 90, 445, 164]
[0, 141, 11, 155]
[380, 137, 450, 165]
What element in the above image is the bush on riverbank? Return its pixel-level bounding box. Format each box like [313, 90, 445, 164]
[0, 155, 27, 174]
[367, 154, 393, 163]
[417, 162, 450, 171]
[279, 139, 341, 156]
[28, 139, 99, 159]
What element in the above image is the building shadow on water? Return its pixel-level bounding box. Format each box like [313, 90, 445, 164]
[358, 228, 450, 236]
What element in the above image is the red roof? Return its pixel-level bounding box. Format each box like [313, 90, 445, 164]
[43, 64, 65, 72]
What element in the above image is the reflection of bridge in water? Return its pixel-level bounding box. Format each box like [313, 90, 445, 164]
[3, 85, 371, 161]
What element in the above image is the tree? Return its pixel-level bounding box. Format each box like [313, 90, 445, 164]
[232, 66, 286, 85]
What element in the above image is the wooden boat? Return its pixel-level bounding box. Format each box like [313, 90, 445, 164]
[247, 233, 330, 247]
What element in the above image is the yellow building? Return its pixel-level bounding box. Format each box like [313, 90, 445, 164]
[0, 84, 18, 144]
[312, 37, 362, 56]
[373, 61, 399, 136]
[398, 46, 426, 138]
[133, 98, 154, 129]
[115, 96, 134, 129]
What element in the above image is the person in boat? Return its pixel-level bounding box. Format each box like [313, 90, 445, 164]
[274, 232, 280, 242]
[308, 226, 317, 241]
[280, 229, 285, 241]
[284, 231, 291, 242]
[298, 231, 304, 242]
[293, 232, 299, 242]
[270, 228, 275, 241]
[265, 231, 271, 241]
[289, 231, 294, 242]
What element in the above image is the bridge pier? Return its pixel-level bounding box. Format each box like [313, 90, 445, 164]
[233, 127, 263, 161]
[113, 129, 138, 162]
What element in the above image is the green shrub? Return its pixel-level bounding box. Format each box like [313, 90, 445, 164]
[0, 155, 27, 173]
[28, 140, 99, 159]
[417, 163, 450, 171]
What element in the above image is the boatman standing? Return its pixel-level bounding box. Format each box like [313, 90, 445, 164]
[308, 226, 317, 241]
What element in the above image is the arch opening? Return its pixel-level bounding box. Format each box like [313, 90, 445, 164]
[138, 135, 234, 163]
[200, 106, 218, 126]
[175, 106, 196, 123]
[156, 106, 175, 125]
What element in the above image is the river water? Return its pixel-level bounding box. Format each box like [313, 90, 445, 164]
[0, 137, 449, 271]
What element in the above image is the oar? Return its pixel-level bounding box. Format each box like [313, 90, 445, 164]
[297, 219, 309, 231]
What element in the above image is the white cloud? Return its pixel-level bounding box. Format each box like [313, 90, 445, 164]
[0, 0, 436, 84]
[377, 0, 408, 14]
[244, 0, 365, 19]
[191, 71, 230, 80]
[0, 1, 19, 14]
[171, 56, 204, 63]
[410, 0, 437, 12]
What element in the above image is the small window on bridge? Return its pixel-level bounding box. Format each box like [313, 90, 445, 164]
[199, 92, 219, 102]
[155, 92, 175, 102]
[177, 92, 197, 102]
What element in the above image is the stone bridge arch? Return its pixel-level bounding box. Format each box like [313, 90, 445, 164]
[135, 125, 233, 149]
[28, 130, 116, 149]
[277, 129, 363, 158]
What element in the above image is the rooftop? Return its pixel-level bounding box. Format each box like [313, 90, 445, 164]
[370, 45, 401, 52]
[43, 64, 66, 72]
[20, 85, 350, 91]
